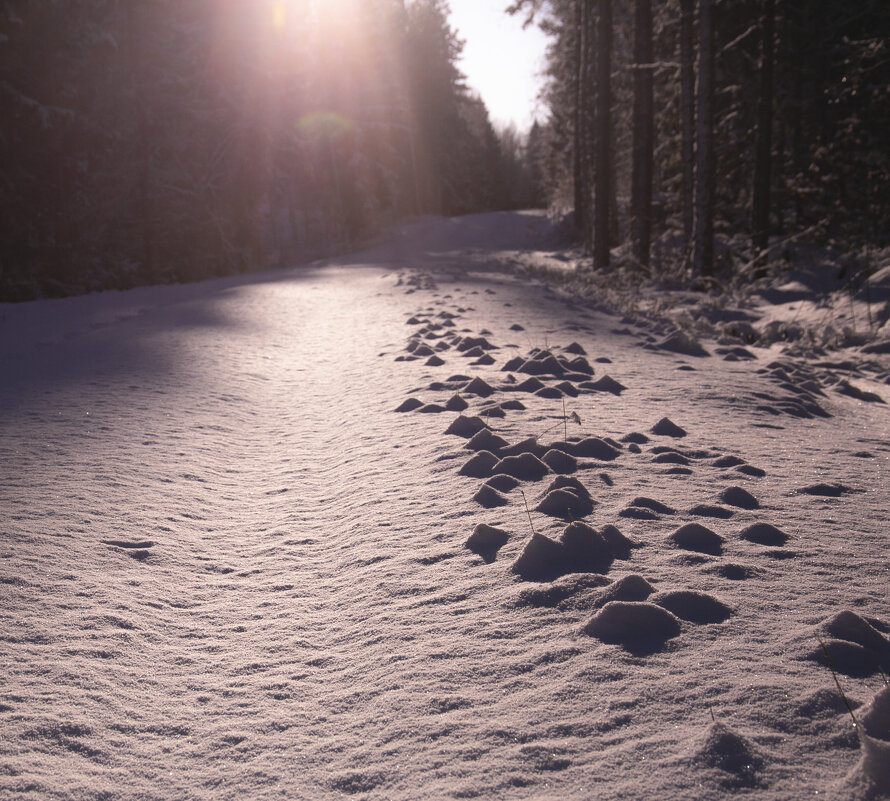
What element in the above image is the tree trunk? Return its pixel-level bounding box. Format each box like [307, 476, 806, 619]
[573, 0, 588, 240]
[128, 3, 156, 282]
[582, 0, 596, 250]
[693, 0, 715, 279]
[752, 0, 775, 265]
[680, 0, 695, 253]
[631, 0, 653, 269]
[593, 0, 612, 270]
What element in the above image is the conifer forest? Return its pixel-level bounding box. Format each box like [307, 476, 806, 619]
[1, 0, 888, 300]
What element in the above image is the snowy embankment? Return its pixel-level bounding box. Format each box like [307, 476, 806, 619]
[1, 211, 888, 800]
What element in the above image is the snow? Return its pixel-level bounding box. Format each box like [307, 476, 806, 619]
[1, 211, 888, 799]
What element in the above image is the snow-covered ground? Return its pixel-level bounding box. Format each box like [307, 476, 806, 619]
[1, 211, 888, 800]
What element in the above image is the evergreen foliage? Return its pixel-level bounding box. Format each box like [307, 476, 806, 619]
[512, 0, 890, 280]
[0, 0, 521, 300]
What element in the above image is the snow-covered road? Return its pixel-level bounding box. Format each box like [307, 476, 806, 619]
[1, 212, 888, 800]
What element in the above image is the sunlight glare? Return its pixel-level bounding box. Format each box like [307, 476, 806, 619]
[273, 2, 286, 30]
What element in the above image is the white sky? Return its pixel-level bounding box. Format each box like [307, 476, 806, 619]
[446, 0, 549, 133]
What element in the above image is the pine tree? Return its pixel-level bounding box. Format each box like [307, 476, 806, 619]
[693, 0, 715, 279]
[630, 0, 654, 268]
[593, 0, 613, 269]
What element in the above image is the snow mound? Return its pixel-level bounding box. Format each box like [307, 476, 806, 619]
[821, 610, 890, 656]
[713, 455, 745, 468]
[519, 354, 566, 376]
[511, 519, 616, 582]
[692, 722, 763, 788]
[618, 506, 660, 520]
[541, 449, 578, 474]
[710, 563, 762, 580]
[689, 504, 734, 519]
[569, 437, 622, 460]
[498, 399, 525, 411]
[472, 484, 509, 509]
[718, 486, 760, 509]
[445, 393, 468, 411]
[583, 601, 681, 653]
[598, 524, 637, 559]
[652, 451, 691, 465]
[835, 380, 885, 404]
[457, 450, 499, 478]
[542, 475, 592, 500]
[554, 380, 579, 397]
[484, 474, 519, 493]
[736, 464, 767, 477]
[738, 523, 788, 546]
[456, 336, 497, 352]
[464, 428, 509, 453]
[514, 376, 545, 393]
[651, 590, 732, 624]
[582, 375, 628, 395]
[808, 611, 890, 677]
[808, 639, 882, 678]
[560, 521, 613, 573]
[513, 573, 610, 609]
[592, 574, 655, 608]
[465, 524, 510, 562]
[651, 417, 687, 437]
[499, 436, 545, 458]
[630, 497, 676, 515]
[511, 532, 569, 582]
[656, 330, 710, 358]
[493, 453, 551, 481]
[797, 482, 855, 497]
[668, 523, 724, 555]
[463, 377, 495, 397]
[395, 397, 424, 412]
[478, 404, 505, 420]
[536, 488, 593, 519]
[444, 414, 488, 438]
[835, 687, 890, 800]
[860, 685, 890, 743]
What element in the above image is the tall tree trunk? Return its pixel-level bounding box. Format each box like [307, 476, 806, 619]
[631, 0, 653, 269]
[680, 0, 695, 254]
[582, 0, 596, 250]
[693, 0, 715, 279]
[573, 0, 588, 240]
[752, 0, 775, 264]
[593, 0, 612, 270]
[128, 3, 156, 282]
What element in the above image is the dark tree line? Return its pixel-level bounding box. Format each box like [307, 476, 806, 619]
[514, 0, 890, 280]
[0, 0, 533, 301]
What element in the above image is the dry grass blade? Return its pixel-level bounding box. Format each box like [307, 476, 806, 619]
[817, 636, 861, 733]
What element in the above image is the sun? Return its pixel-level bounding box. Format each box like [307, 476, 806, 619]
[272, 0, 359, 32]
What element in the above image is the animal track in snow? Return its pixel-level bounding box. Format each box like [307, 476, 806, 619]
[102, 540, 155, 561]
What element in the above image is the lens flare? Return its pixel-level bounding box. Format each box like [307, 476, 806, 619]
[297, 111, 354, 141]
